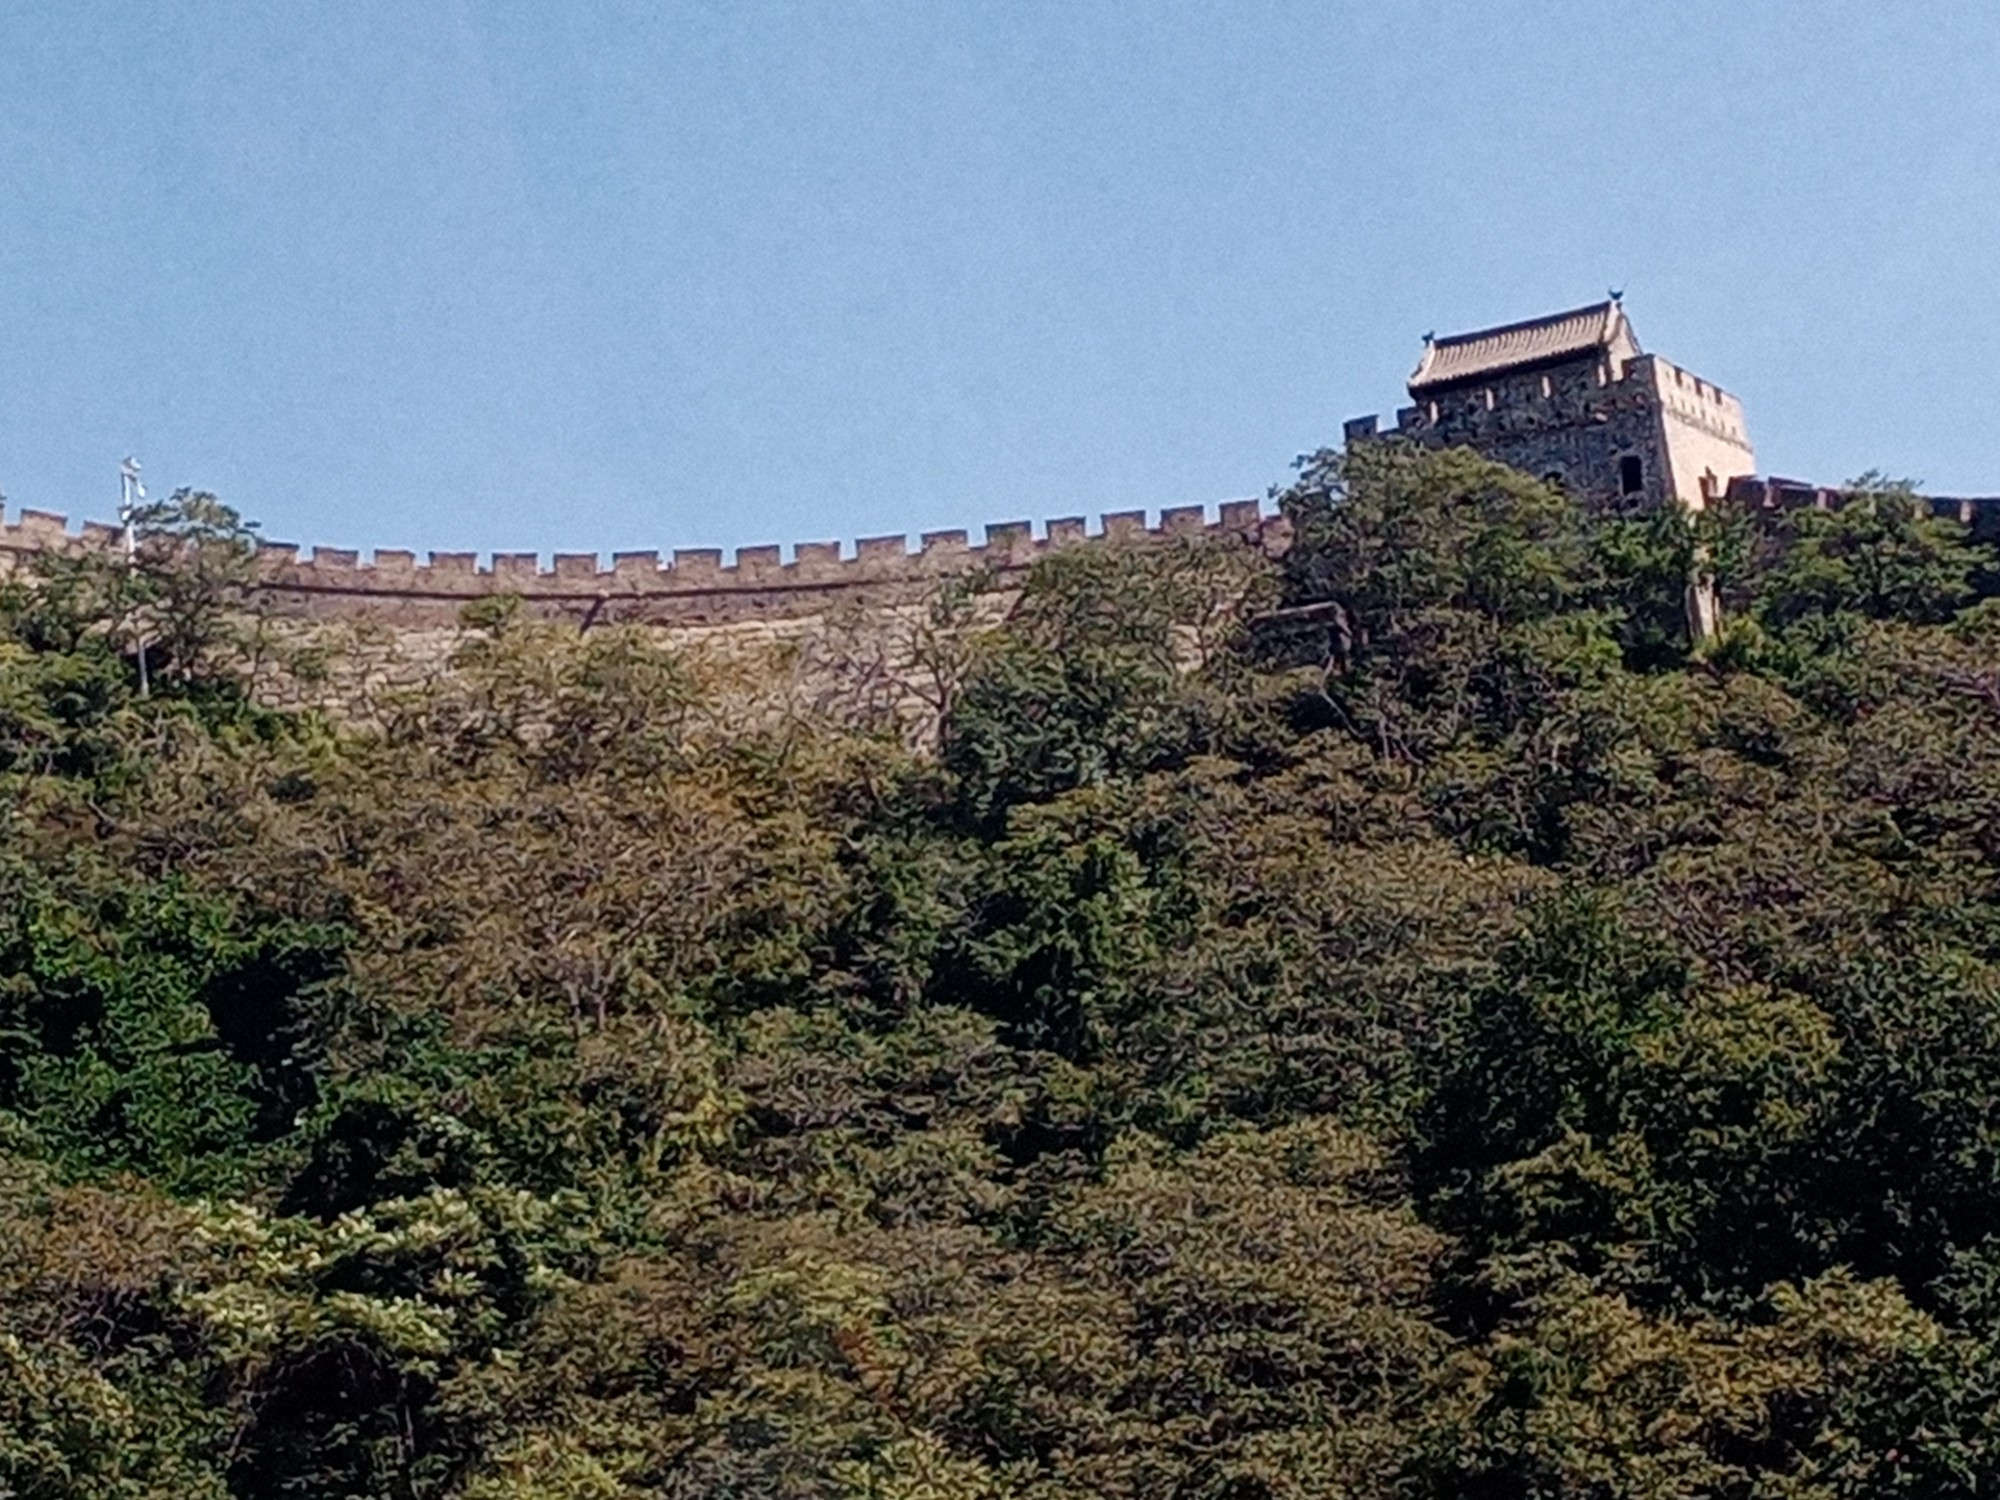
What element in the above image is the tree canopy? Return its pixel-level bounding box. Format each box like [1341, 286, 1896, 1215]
[1, 457, 1998, 1496]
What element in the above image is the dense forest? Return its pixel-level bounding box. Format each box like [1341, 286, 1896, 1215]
[2, 445, 1998, 1498]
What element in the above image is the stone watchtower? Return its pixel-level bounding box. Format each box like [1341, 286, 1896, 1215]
[1343, 301, 1756, 515]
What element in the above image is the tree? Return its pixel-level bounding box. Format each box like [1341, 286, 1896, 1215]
[1752, 476, 1992, 629]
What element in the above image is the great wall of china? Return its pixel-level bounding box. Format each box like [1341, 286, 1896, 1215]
[0, 497, 1286, 632]
[4, 476, 1995, 639]
[9, 305, 1998, 675]
[9, 302, 1998, 709]
[0, 497, 1297, 721]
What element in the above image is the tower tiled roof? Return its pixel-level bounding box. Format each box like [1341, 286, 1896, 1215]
[1408, 301, 1636, 393]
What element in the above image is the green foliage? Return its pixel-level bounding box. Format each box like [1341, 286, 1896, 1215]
[1750, 475, 1994, 629]
[0, 872, 341, 1196]
[0, 455, 1998, 1495]
[942, 536, 1264, 826]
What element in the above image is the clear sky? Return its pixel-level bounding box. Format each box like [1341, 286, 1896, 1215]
[3, 1, 1996, 559]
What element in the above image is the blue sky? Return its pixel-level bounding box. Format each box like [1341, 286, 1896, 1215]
[2, 1, 1996, 559]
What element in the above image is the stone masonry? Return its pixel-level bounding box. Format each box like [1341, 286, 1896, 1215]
[0, 502, 1289, 719]
[0, 502, 1280, 633]
[1343, 301, 1759, 515]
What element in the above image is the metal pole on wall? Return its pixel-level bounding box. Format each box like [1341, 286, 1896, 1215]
[119, 456, 150, 698]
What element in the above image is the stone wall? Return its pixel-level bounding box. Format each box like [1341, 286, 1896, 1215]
[1632, 355, 1757, 510]
[6, 474, 1994, 724]
[0, 499, 1282, 626]
[1344, 350, 1679, 514]
[1725, 477, 2000, 543]
[0, 498, 1290, 724]
[1344, 340, 1764, 517]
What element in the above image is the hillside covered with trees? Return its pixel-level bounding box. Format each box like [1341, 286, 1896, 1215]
[2, 446, 1999, 1498]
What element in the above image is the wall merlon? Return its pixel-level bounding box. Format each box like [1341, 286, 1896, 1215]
[1046, 517, 1087, 544]
[493, 553, 540, 583]
[1724, 479, 2000, 541]
[791, 544, 842, 580]
[673, 547, 725, 579]
[856, 535, 908, 562]
[18, 509, 71, 542]
[1944, 498, 2000, 541]
[0, 499, 1287, 628]
[985, 521, 1033, 552]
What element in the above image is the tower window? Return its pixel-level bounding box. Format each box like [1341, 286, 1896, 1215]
[1540, 374, 1553, 398]
[1619, 456, 1645, 495]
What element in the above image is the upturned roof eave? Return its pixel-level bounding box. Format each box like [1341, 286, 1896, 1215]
[1406, 300, 1630, 395]
[1406, 343, 1615, 396]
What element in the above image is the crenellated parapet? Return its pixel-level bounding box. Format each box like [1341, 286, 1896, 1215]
[1345, 302, 1761, 516]
[1723, 477, 2000, 543]
[0, 499, 1285, 629]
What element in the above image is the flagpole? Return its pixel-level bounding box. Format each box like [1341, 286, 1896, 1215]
[119, 457, 149, 698]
